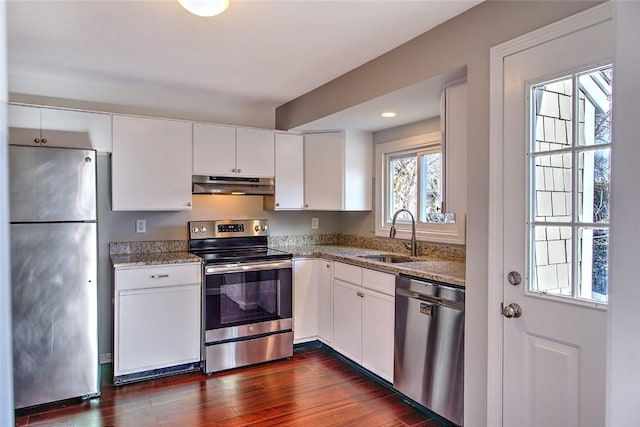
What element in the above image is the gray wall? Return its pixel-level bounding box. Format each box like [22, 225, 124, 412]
[276, 2, 601, 425]
[96, 153, 341, 356]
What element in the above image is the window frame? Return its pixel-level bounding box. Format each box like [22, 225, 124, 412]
[375, 132, 466, 245]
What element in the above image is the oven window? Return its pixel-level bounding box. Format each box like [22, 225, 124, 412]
[205, 268, 292, 330]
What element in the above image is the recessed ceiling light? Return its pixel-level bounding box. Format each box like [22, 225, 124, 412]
[381, 112, 397, 118]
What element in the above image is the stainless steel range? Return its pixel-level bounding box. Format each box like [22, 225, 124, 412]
[188, 219, 293, 374]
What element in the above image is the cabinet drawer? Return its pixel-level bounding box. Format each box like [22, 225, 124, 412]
[115, 263, 201, 291]
[333, 262, 362, 285]
[363, 269, 395, 296]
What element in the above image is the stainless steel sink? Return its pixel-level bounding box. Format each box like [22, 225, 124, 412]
[357, 254, 416, 264]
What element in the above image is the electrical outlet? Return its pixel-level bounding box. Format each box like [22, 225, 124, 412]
[135, 219, 146, 233]
[311, 218, 319, 230]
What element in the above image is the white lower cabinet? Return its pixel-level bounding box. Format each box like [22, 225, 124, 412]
[332, 262, 395, 382]
[114, 263, 201, 378]
[293, 259, 318, 342]
[292, 258, 395, 382]
[316, 260, 333, 344]
[332, 279, 363, 362]
[293, 258, 332, 344]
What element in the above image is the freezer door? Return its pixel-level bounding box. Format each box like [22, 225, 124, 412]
[9, 145, 97, 222]
[11, 222, 99, 409]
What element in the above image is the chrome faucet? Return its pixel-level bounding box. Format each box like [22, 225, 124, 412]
[389, 208, 417, 257]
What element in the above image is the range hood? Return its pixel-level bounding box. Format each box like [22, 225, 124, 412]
[192, 175, 275, 195]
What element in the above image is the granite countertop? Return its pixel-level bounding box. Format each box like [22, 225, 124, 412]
[111, 251, 201, 268]
[109, 240, 465, 286]
[274, 245, 466, 287]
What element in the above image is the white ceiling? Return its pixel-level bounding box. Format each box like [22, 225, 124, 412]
[7, 0, 479, 129]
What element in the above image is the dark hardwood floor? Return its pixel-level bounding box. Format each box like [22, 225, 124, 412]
[15, 346, 452, 427]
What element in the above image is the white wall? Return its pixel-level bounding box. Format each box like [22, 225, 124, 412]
[0, 0, 14, 423]
[607, 2, 640, 425]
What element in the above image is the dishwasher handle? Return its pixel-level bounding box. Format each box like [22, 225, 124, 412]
[396, 287, 465, 311]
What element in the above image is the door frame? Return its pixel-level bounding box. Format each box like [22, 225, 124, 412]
[487, 3, 612, 425]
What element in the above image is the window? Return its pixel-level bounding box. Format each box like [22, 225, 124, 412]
[528, 65, 612, 304]
[375, 132, 465, 244]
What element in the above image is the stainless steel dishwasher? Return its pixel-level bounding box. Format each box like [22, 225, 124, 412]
[394, 274, 465, 426]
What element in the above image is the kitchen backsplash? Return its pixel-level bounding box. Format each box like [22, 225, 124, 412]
[109, 240, 187, 255]
[109, 234, 465, 262]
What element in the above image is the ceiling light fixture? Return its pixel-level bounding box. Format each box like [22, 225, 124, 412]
[178, 0, 229, 17]
[381, 112, 397, 118]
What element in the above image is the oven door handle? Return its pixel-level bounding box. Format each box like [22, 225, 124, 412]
[205, 259, 292, 274]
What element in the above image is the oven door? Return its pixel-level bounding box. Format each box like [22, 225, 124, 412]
[204, 260, 292, 343]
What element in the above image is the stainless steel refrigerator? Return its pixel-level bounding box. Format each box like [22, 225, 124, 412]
[9, 145, 100, 409]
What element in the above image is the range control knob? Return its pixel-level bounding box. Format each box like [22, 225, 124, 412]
[261, 225, 267, 231]
[192, 227, 200, 234]
[201, 226, 207, 233]
[254, 225, 260, 232]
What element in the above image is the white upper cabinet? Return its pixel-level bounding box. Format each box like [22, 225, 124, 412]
[193, 123, 236, 176]
[8, 104, 112, 152]
[112, 115, 193, 211]
[304, 131, 372, 211]
[193, 123, 274, 177]
[236, 128, 275, 177]
[443, 80, 467, 213]
[265, 133, 304, 210]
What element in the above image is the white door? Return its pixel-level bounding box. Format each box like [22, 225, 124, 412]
[501, 16, 612, 427]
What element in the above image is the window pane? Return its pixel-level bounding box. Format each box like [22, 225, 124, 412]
[578, 67, 612, 147]
[419, 152, 455, 223]
[532, 153, 572, 222]
[531, 225, 572, 296]
[389, 155, 416, 220]
[532, 76, 573, 153]
[577, 227, 608, 302]
[577, 148, 610, 224]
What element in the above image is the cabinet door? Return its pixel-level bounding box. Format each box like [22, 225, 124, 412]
[443, 81, 467, 213]
[293, 259, 317, 342]
[193, 123, 236, 176]
[236, 127, 275, 177]
[41, 108, 112, 152]
[274, 133, 304, 209]
[116, 284, 200, 375]
[316, 260, 333, 344]
[8, 104, 41, 145]
[304, 132, 343, 210]
[112, 115, 192, 211]
[332, 279, 362, 362]
[362, 288, 395, 382]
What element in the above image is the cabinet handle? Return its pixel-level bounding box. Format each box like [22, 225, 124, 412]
[186, 201, 192, 207]
[237, 168, 242, 173]
[357, 291, 364, 298]
[34, 138, 40, 144]
[41, 138, 47, 144]
[305, 203, 309, 208]
[275, 203, 280, 207]
[232, 168, 237, 173]
[150, 274, 169, 279]
[326, 264, 330, 269]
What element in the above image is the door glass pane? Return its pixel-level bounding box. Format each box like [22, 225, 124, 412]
[528, 65, 611, 305]
[389, 154, 417, 221]
[532, 153, 572, 222]
[532, 76, 573, 153]
[577, 148, 611, 223]
[577, 227, 608, 302]
[578, 67, 612, 147]
[531, 225, 572, 296]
